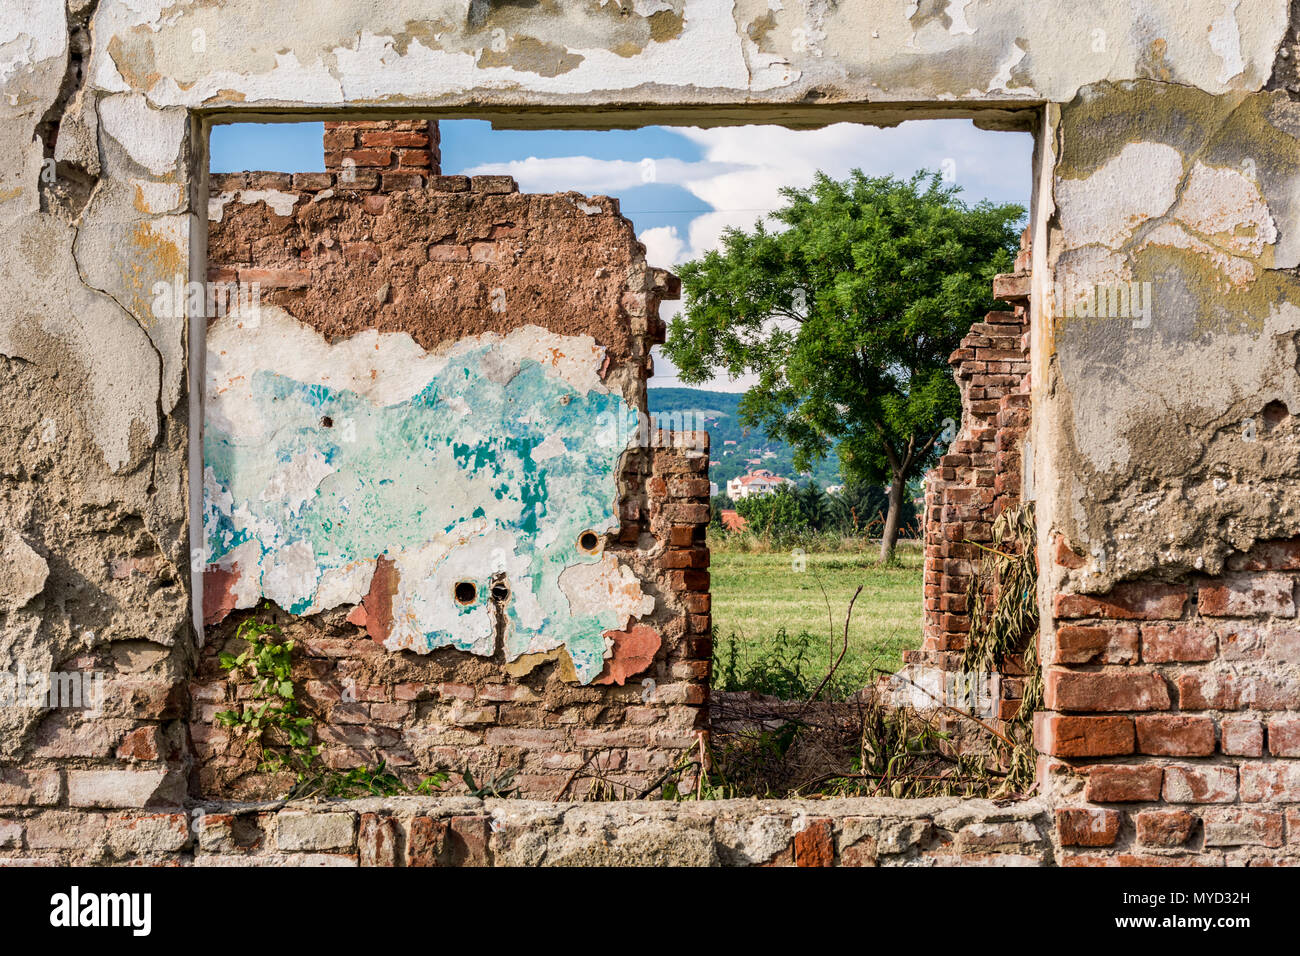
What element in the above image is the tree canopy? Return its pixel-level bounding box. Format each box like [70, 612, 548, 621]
[664, 169, 1024, 559]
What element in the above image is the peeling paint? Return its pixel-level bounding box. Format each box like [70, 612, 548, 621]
[204, 308, 652, 683]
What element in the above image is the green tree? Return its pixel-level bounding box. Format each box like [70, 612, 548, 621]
[664, 169, 1023, 561]
[797, 481, 830, 531]
[735, 486, 803, 536]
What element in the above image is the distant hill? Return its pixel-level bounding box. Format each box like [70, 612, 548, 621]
[648, 387, 842, 491]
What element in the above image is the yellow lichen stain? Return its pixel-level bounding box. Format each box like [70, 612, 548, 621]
[203, 89, 247, 105]
[128, 220, 186, 327]
[504, 645, 580, 683]
[647, 9, 684, 44]
[0, 187, 23, 203]
[390, 20, 455, 56]
[477, 36, 585, 77]
[106, 32, 162, 91]
[746, 12, 778, 52]
[1137, 38, 1173, 82]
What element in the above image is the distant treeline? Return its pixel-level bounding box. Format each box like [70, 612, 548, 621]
[713, 480, 919, 538]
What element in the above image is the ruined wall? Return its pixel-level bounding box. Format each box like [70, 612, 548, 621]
[1026, 47, 1300, 865]
[1037, 538, 1300, 864]
[3, 0, 1300, 865]
[2, 794, 1054, 866]
[197, 134, 709, 798]
[907, 251, 1032, 724]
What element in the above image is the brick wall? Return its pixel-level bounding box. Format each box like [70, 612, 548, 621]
[197, 122, 710, 800]
[1040, 538, 1300, 864]
[0, 795, 1054, 866]
[907, 241, 1032, 724]
[324, 118, 441, 189]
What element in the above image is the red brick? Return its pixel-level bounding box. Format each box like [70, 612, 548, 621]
[667, 570, 709, 592]
[326, 147, 391, 167]
[1175, 672, 1239, 710]
[1135, 715, 1216, 756]
[237, 267, 309, 289]
[115, 726, 164, 761]
[428, 243, 469, 262]
[1228, 540, 1300, 571]
[382, 171, 426, 191]
[1218, 622, 1267, 660]
[1240, 763, 1300, 802]
[360, 130, 430, 148]
[1265, 627, 1300, 662]
[661, 549, 707, 569]
[1053, 536, 1087, 569]
[1044, 669, 1170, 712]
[397, 149, 434, 168]
[1053, 582, 1187, 621]
[322, 127, 356, 150]
[1136, 809, 1197, 847]
[1085, 765, 1164, 802]
[793, 818, 834, 866]
[406, 815, 490, 867]
[359, 813, 399, 867]
[1140, 623, 1216, 662]
[1220, 717, 1263, 756]
[668, 526, 696, 547]
[1053, 625, 1139, 664]
[1035, 713, 1134, 757]
[1198, 572, 1295, 618]
[1056, 808, 1121, 846]
[1162, 765, 1237, 803]
[1268, 715, 1300, 757]
[1201, 807, 1284, 847]
[682, 592, 710, 614]
[1176, 670, 1292, 711]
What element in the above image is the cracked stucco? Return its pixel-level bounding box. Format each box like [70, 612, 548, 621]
[81, 0, 1290, 110]
[1038, 82, 1300, 591]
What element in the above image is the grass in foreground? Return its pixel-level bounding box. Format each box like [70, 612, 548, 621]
[708, 535, 924, 693]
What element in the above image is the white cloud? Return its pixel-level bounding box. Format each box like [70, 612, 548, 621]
[468, 121, 1031, 391]
[639, 225, 686, 272]
[461, 155, 744, 195]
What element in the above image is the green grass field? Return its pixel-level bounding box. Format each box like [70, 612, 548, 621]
[708, 538, 924, 691]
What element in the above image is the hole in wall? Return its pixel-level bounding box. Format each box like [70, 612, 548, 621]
[1261, 399, 1290, 431]
[577, 530, 602, 554]
[454, 581, 478, 606]
[490, 578, 511, 603]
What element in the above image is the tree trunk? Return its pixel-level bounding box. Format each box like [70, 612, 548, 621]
[878, 476, 906, 563]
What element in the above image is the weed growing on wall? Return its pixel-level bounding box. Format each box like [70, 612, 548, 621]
[215, 616, 317, 779]
[215, 608, 448, 798]
[962, 502, 1041, 792]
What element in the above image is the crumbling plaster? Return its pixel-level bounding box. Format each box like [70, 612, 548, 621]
[0, 0, 1297, 758]
[1036, 81, 1300, 593]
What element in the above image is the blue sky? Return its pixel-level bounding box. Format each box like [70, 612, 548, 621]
[211, 119, 1032, 390]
